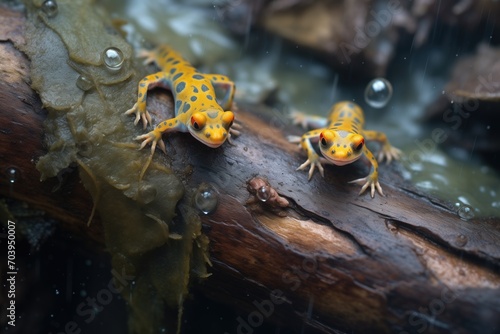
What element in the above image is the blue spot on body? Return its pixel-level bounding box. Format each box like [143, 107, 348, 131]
[193, 87, 199, 93]
[172, 60, 180, 65]
[175, 100, 182, 111]
[191, 96, 198, 102]
[173, 73, 183, 81]
[170, 68, 176, 74]
[201, 84, 209, 92]
[193, 74, 204, 80]
[348, 103, 354, 108]
[182, 103, 191, 113]
[176, 82, 186, 93]
[207, 95, 213, 100]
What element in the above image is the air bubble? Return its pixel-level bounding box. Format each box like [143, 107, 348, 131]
[103, 47, 124, 71]
[455, 234, 468, 247]
[194, 183, 219, 215]
[256, 186, 270, 202]
[42, 0, 58, 18]
[457, 205, 475, 221]
[364, 78, 393, 108]
[7, 167, 18, 183]
[76, 75, 94, 91]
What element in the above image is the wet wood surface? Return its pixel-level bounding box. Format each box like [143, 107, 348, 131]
[1, 7, 500, 334]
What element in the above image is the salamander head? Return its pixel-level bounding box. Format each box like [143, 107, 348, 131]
[188, 109, 234, 148]
[319, 130, 365, 166]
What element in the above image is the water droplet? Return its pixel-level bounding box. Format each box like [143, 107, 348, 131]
[103, 47, 124, 71]
[55, 289, 60, 295]
[194, 183, 219, 214]
[441, 90, 445, 95]
[7, 167, 18, 183]
[42, 0, 58, 18]
[455, 234, 468, 247]
[364, 78, 393, 108]
[256, 186, 270, 202]
[457, 205, 474, 221]
[76, 75, 94, 91]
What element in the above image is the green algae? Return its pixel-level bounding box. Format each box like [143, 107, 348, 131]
[19, 0, 209, 332]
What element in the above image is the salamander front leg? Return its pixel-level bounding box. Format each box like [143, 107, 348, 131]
[349, 146, 384, 198]
[291, 129, 325, 180]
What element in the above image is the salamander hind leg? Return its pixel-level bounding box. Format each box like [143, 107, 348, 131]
[135, 117, 184, 154]
[125, 71, 169, 129]
[363, 130, 402, 163]
[290, 109, 329, 129]
[209, 74, 235, 110]
[349, 146, 384, 198]
[135, 128, 166, 155]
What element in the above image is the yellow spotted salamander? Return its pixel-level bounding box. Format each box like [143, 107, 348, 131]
[125, 45, 238, 154]
[290, 101, 401, 197]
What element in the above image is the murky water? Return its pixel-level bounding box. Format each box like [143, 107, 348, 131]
[101, 0, 500, 218]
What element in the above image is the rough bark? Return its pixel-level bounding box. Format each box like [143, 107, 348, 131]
[1, 6, 500, 334]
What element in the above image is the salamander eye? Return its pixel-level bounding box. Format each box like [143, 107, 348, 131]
[320, 136, 327, 147]
[319, 130, 334, 147]
[222, 111, 234, 127]
[352, 137, 365, 152]
[191, 113, 206, 131]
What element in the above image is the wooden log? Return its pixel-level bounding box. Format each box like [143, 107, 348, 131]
[1, 6, 500, 334]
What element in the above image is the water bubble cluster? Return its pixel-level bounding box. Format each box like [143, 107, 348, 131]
[194, 183, 219, 215]
[103, 47, 124, 71]
[42, 0, 58, 18]
[76, 75, 94, 91]
[364, 77, 393, 108]
[256, 185, 270, 202]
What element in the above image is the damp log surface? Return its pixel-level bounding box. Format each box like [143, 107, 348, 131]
[1, 10, 500, 334]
